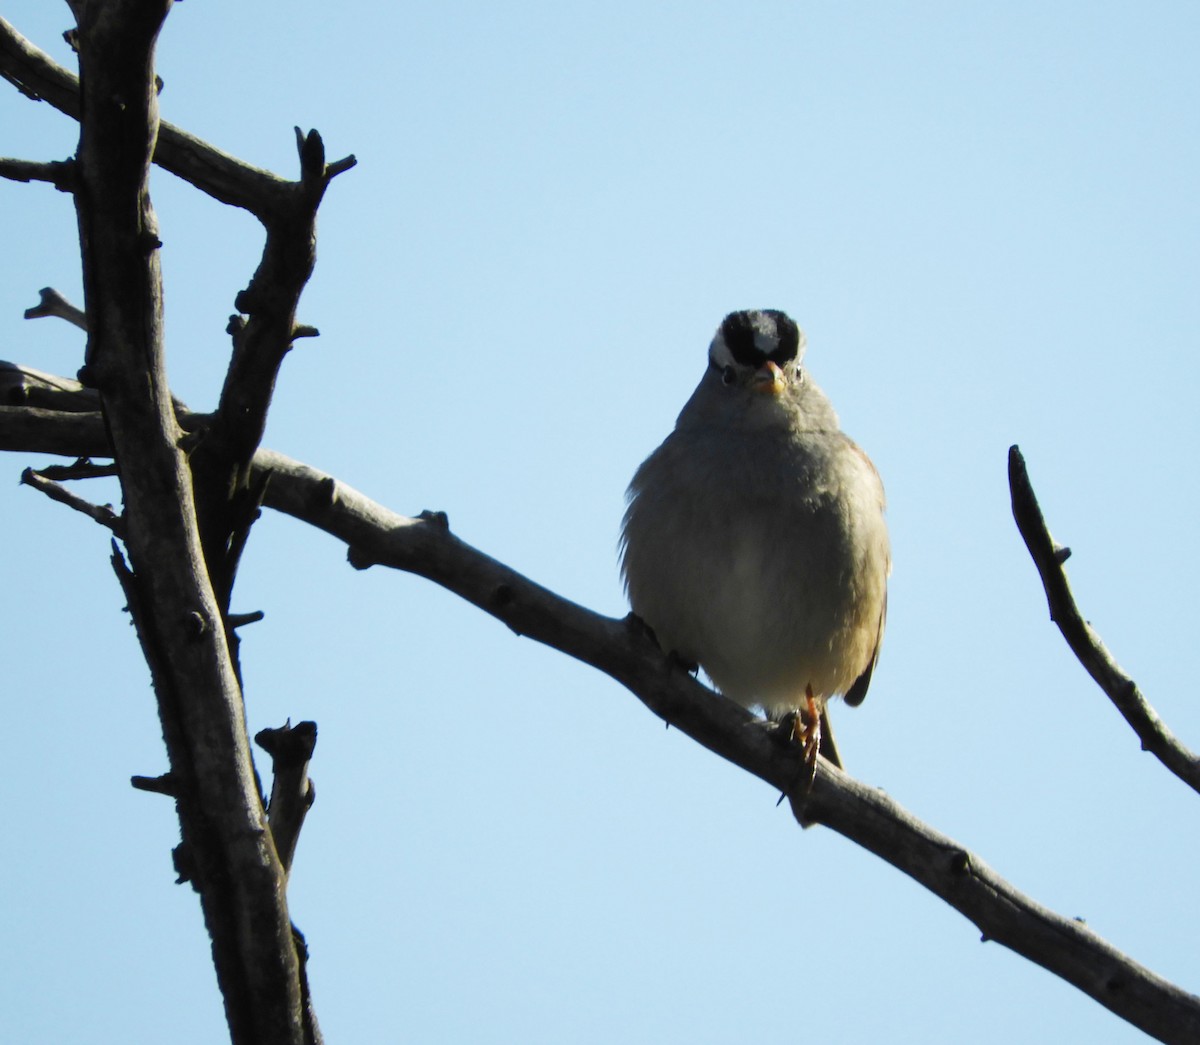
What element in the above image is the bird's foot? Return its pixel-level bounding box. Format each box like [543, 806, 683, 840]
[793, 687, 822, 792]
[623, 616, 698, 675]
[623, 612, 658, 644]
[798, 688, 823, 765]
[769, 688, 823, 810]
[666, 650, 700, 676]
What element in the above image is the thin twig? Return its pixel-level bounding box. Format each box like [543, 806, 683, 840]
[0, 17, 353, 217]
[34, 457, 117, 480]
[24, 287, 87, 330]
[21, 465, 123, 534]
[255, 721, 318, 877]
[1008, 445, 1200, 795]
[0, 156, 74, 190]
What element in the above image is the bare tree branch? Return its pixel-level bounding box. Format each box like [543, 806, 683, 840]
[3, 9, 1197, 1040]
[2, 391, 1200, 1042]
[253, 448, 1200, 1045]
[66, 5, 309, 1043]
[24, 286, 87, 329]
[0, 18, 357, 631]
[0, 16, 355, 217]
[189, 127, 356, 617]
[256, 721, 318, 878]
[0, 401, 107, 450]
[0, 360, 97, 411]
[1009, 445, 1200, 796]
[21, 464, 122, 533]
[0, 155, 75, 190]
[261, 449, 1200, 1042]
[29, 456, 117, 480]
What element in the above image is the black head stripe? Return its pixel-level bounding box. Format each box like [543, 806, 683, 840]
[762, 309, 800, 364]
[719, 311, 762, 367]
[719, 309, 799, 367]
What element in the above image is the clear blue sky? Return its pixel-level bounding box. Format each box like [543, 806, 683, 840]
[3, 3, 1198, 1042]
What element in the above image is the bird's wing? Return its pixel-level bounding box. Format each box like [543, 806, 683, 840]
[844, 589, 886, 708]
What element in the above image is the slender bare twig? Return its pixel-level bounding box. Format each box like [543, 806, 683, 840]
[0, 17, 354, 218]
[20, 465, 122, 534]
[193, 126, 356, 615]
[131, 772, 178, 796]
[255, 721, 317, 877]
[31, 457, 117, 480]
[24, 286, 87, 329]
[1009, 445, 1200, 795]
[0, 156, 74, 190]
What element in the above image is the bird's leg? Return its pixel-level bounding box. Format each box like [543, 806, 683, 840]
[788, 686, 822, 792]
[782, 686, 820, 801]
[666, 650, 700, 676]
[769, 690, 824, 811]
[769, 689, 824, 822]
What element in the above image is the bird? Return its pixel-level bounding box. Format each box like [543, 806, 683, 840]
[620, 309, 889, 770]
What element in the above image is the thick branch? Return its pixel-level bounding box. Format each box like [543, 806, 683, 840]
[2, 398, 1199, 1041]
[68, 6, 307, 1044]
[1, 362, 98, 413]
[1009, 445, 1200, 795]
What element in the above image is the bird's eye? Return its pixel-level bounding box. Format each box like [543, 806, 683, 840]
[721, 366, 737, 387]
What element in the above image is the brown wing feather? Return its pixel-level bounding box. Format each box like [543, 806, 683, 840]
[844, 590, 886, 708]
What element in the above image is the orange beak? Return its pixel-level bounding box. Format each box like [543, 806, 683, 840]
[751, 360, 786, 396]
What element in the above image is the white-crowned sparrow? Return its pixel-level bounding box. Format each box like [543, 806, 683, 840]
[620, 309, 889, 768]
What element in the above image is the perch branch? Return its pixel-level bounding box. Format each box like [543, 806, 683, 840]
[254, 448, 1200, 1045]
[1, 396, 1199, 1041]
[1008, 445, 1200, 795]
